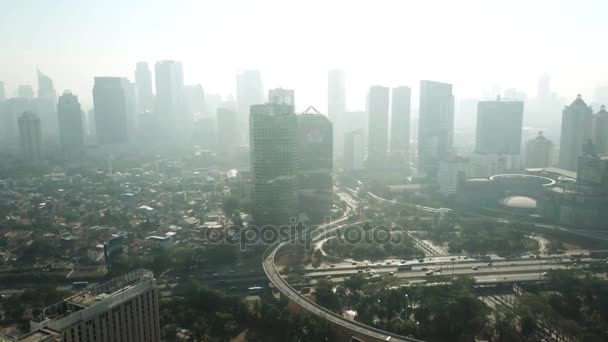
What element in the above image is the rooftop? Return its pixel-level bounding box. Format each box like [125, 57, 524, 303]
[35, 269, 154, 323]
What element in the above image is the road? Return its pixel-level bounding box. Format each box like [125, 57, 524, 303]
[262, 192, 424, 342]
[262, 188, 605, 341]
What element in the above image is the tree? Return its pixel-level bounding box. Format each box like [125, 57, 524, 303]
[222, 195, 241, 216]
[314, 280, 341, 313]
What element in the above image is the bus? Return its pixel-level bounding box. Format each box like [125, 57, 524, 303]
[248, 286, 263, 294]
[397, 265, 412, 271]
[72, 281, 89, 289]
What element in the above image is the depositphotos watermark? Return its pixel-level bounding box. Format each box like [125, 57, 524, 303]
[204, 220, 406, 251]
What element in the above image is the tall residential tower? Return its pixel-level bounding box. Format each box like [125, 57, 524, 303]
[558, 95, 593, 171]
[367, 86, 390, 169]
[418, 80, 454, 177]
[250, 103, 299, 226]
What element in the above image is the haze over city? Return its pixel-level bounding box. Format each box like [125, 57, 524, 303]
[3, 1, 608, 342]
[3, 0, 608, 111]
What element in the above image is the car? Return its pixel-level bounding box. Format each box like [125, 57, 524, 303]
[450, 257, 456, 261]
[325, 275, 332, 279]
[351, 262, 357, 266]
[421, 267, 428, 271]
[487, 262, 492, 266]
[471, 266, 478, 271]
[386, 262, 392, 265]
[425, 270, 434, 275]
[389, 272, 394, 276]
[400, 260, 407, 264]
[542, 272, 549, 277]
[357, 270, 363, 273]
[329, 264, 336, 268]
[418, 259, 424, 263]
[463, 256, 468, 259]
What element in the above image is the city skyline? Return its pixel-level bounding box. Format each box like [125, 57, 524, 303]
[3, 1, 608, 111]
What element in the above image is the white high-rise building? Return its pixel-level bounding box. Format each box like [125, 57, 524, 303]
[18, 111, 42, 165]
[237, 70, 264, 144]
[26, 269, 161, 342]
[268, 87, 294, 106]
[525, 131, 553, 168]
[135, 62, 154, 113]
[418, 80, 454, 177]
[93, 77, 130, 145]
[558, 95, 593, 171]
[438, 156, 470, 196]
[344, 129, 364, 171]
[155, 60, 187, 139]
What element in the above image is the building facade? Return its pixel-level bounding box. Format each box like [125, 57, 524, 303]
[36, 70, 59, 139]
[297, 111, 333, 224]
[475, 98, 524, 155]
[328, 69, 346, 160]
[418, 80, 454, 178]
[18, 111, 42, 164]
[237, 70, 264, 144]
[28, 269, 161, 342]
[593, 105, 608, 156]
[250, 103, 299, 226]
[56, 91, 84, 153]
[558, 95, 593, 171]
[134, 62, 154, 113]
[525, 131, 553, 168]
[390, 86, 411, 170]
[438, 156, 470, 196]
[344, 129, 364, 172]
[268, 88, 294, 106]
[93, 77, 130, 145]
[367, 86, 390, 169]
[155, 60, 189, 141]
[216, 107, 239, 156]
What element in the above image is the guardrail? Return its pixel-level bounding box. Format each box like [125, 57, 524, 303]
[261, 216, 425, 342]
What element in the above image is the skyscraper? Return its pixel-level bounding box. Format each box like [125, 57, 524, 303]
[558, 94, 593, 171]
[135, 61, 154, 113]
[328, 70, 346, 160]
[18, 111, 42, 164]
[298, 108, 333, 223]
[93, 77, 130, 145]
[475, 98, 524, 154]
[327, 70, 345, 123]
[344, 129, 365, 172]
[57, 91, 84, 152]
[37, 70, 59, 139]
[418, 80, 454, 177]
[593, 105, 608, 156]
[438, 156, 470, 196]
[390, 86, 411, 169]
[525, 131, 553, 168]
[237, 70, 264, 143]
[216, 107, 239, 155]
[28, 269, 161, 342]
[471, 98, 524, 177]
[18, 85, 35, 100]
[268, 88, 295, 106]
[155, 60, 187, 138]
[185, 84, 206, 115]
[250, 103, 298, 226]
[367, 86, 390, 169]
[2, 98, 34, 142]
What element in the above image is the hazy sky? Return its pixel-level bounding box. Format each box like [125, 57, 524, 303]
[2, 0, 608, 111]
